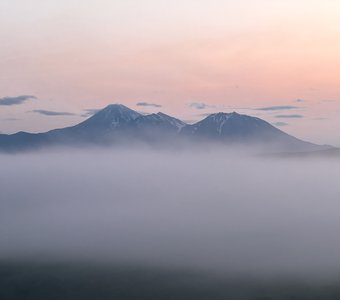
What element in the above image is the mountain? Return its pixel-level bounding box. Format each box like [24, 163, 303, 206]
[72, 104, 142, 131]
[45, 104, 143, 144]
[180, 112, 324, 151]
[130, 112, 186, 140]
[46, 105, 186, 144]
[0, 104, 332, 152]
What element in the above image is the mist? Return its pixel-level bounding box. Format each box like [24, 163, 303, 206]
[1, 147, 340, 282]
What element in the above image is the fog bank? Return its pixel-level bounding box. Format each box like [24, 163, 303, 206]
[1, 149, 340, 280]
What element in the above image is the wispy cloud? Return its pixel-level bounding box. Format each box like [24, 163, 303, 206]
[255, 105, 299, 111]
[0, 95, 36, 106]
[295, 99, 304, 103]
[275, 114, 304, 119]
[31, 110, 76, 116]
[136, 102, 162, 108]
[272, 122, 289, 127]
[189, 102, 215, 110]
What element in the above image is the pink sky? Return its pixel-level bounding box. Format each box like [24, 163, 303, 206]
[0, 0, 340, 145]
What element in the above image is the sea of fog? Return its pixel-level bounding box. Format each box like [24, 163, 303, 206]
[1, 148, 340, 283]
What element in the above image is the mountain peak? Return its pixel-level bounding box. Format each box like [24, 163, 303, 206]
[103, 103, 128, 109]
[75, 104, 141, 130]
[207, 112, 232, 121]
[180, 110, 279, 138]
[132, 111, 186, 132]
[198, 112, 243, 132]
[100, 104, 136, 114]
[207, 111, 240, 119]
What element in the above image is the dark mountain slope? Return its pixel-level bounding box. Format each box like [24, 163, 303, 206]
[0, 104, 332, 152]
[180, 112, 326, 152]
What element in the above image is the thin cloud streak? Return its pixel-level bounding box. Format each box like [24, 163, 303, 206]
[272, 122, 289, 126]
[136, 102, 162, 108]
[255, 106, 299, 111]
[275, 114, 304, 119]
[189, 102, 215, 110]
[0, 96, 36, 106]
[31, 110, 76, 116]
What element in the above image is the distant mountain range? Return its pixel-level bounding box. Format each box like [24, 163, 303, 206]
[0, 104, 332, 153]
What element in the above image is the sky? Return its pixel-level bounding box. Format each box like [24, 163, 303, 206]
[0, 0, 340, 145]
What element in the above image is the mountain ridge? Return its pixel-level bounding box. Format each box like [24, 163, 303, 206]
[0, 104, 332, 153]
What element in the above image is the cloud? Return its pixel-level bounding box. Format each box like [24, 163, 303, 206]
[189, 102, 215, 110]
[136, 102, 162, 108]
[81, 109, 101, 117]
[275, 114, 304, 119]
[31, 110, 76, 116]
[272, 122, 288, 127]
[295, 99, 304, 103]
[2, 149, 340, 281]
[0, 95, 36, 106]
[255, 105, 299, 111]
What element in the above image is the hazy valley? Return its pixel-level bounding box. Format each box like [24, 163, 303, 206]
[1, 148, 340, 299]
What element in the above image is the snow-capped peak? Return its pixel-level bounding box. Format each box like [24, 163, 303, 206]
[76, 104, 142, 129]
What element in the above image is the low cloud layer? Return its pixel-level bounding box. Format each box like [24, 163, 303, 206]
[1, 149, 340, 281]
[31, 110, 76, 116]
[0, 95, 36, 106]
